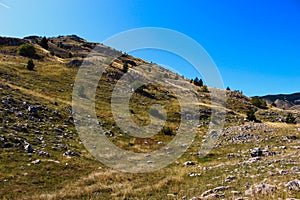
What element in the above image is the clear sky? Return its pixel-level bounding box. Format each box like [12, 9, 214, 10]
[1, 0, 299, 96]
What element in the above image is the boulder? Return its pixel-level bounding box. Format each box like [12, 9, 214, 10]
[24, 143, 34, 153]
[250, 147, 263, 157]
[285, 180, 300, 191]
[245, 182, 276, 196]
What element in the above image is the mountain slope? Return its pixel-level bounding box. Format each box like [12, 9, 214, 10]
[0, 35, 300, 200]
[259, 92, 300, 110]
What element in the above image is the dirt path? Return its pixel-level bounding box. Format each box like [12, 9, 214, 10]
[1, 81, 72, 106]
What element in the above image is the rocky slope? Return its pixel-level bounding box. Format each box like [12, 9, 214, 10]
[0, 35, 299, 199]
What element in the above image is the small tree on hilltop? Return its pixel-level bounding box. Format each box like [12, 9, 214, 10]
[39, 36, 49, 50]
[26, 59, 35, 70]
[194, 77, 199, 85]
[199, 79, 203, 87]
[193, 77, 203, 87]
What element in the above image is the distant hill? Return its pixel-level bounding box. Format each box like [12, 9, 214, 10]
[259, 92, 300, 110]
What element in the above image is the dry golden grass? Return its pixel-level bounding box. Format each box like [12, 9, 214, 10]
[0, 37, 299, 200]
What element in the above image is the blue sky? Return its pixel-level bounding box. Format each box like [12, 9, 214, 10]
[1, 0, 299, 96]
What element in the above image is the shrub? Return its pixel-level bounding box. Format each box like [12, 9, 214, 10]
[286, 113, 296, 124]
[251, 97, 267, 109]
[226, 86, 231, 91]
[246, 110, 257, 122]
[200, 85, 209, 93]
[18, 44, 36, 57]
[26, 59, 35, 70]
[39, 36, 48, 49]
[161, 126, 173, 136]
[122, 62, 129, 73]
[50, 50, 55, 56]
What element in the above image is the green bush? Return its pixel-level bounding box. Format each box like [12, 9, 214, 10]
[39, 37, 48, 49]
[50, 50, 55, 56]
[251, 97, 267, 109]
[200, 85, 209, 93]
[18, 44, 36, 57]
[26, 59, 35, 70]
[161, 126, 173, 136]
[246, 110, 257, 122]
[286, 113, 296, 124]
[122, 62, 129, 73]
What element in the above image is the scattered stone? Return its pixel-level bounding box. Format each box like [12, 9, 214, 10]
[286, 135, 297, 140]
[285, 179, 300, 191]
[24, 143, 33, 153]
[63, 150, 80, 157]
[231, 190, 241, 195]
[278, 169, 288, 175]
[291, 146, 300, 149]
[245, 157, 260, 164]
[245, 183, 276, 196]
[198, 193, 225, 200]
[250, 147, 263, 157]
[277, 146, 287, 149]
[38, 150, 50, 157]
[212, 186, 232, 193]
[184, 161, 195, 166]
[16, 111, 23, 117]
[106, 130, 114, 137]
[227, 153, 235, 158]
[201, 189, 213, 197]
[291, 166, 300, 173]
[167, 193, 176, 198]
[31, 159, 40, 164]
[189, 172, 201, 177]
[225, 175, 236, 182]
[48, 159, 60, 164]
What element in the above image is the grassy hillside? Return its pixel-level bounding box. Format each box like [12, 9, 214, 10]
[0, 35, 299, 200]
